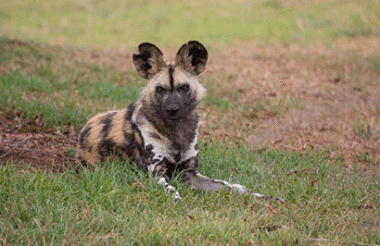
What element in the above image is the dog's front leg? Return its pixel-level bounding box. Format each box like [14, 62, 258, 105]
[156, 175, 181, 201]
[147, 160, 181, 201]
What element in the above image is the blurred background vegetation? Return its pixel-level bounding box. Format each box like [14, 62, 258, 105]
[1, 0, 380, 48]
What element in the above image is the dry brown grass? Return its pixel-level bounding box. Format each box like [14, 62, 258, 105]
[198, 37, 380, 166]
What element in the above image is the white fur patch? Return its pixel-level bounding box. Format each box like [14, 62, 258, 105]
[157, 177, 182, 200]
[147, 154, 164, 172]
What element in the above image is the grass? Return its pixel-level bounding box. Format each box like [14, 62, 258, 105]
[369, 56, 380, 76]
[0, 38, 144, 130]
[1, 147, 379, 245]
[1, 0, 380, 48]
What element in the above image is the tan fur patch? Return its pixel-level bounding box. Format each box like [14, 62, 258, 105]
[173, 67, 206, 102]
[109, 110, 127, 145]
[154, 164, 165, 174]
[77, 113, 108, 166]
[134, 130, 143, 145]
[133, 148, 141, 161]
[140, 70, 171, 103]
[80, 148, 100, 166]
[87, 121, 104, 165]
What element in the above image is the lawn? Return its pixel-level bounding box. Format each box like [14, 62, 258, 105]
[1, 147, 379, 245]
[0, 0, 379, 245]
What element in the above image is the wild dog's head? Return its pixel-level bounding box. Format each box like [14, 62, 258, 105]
[133, 41, 208, 122]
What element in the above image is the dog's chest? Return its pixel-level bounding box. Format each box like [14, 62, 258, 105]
[149, 138, 197, 164]
[137, 126, 197, 165]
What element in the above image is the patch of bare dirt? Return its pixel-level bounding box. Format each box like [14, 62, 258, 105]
[0, 111, 77, 172]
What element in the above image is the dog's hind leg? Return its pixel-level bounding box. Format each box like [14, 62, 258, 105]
[183, 171, 284, 202]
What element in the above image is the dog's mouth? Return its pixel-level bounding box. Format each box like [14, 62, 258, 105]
[165, 112, 185, 122]
[167, 111, 179, 119]
[166, 114, 180, 121]
[165, 106, 181, 120]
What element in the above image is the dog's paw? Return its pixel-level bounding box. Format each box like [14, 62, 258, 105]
[172, 192, 182, 201]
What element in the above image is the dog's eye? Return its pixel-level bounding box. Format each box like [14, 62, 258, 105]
[179, 84, 190, 92]
[156, 86, 166, 93]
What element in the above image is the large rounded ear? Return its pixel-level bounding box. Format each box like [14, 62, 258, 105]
[175, 41, 208, 75]
[133, 43, 165, 79]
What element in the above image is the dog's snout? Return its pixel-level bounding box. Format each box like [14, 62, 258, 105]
[166, 104, 179, 116]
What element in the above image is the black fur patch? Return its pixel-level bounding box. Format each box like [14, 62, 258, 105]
[182, 157, 199, 171]
[174, 152, 181, 163]
[140, 144, 154, 169]
[153, 157, 181, 177]
[194, 144, 199, 151]
[126, 103, 136, 121]
[123, 123, 145, 167]
[97, 138, 116, 161]
[144, 144, 154, 156]
[115, 141, 134, 160]
[189, 44, 207, 68]
[124, 103, 136, 139]
[168, 64, 174, 89]
[79, 126, 91, 150]
[152, 117, 198, 151]
[101, 112, 117, 137]
[149, 132, 162, 140]
[124, 132, 135, 146]
[77, 154, 93, 170]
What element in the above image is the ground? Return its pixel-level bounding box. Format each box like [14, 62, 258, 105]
[0, 37, 379, 171]
[0, 111, 77, 172]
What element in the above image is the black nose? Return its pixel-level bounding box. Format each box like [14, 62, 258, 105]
[166, 104, 179, 117]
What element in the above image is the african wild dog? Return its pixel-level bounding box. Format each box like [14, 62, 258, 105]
[76, 41, 277, 201]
